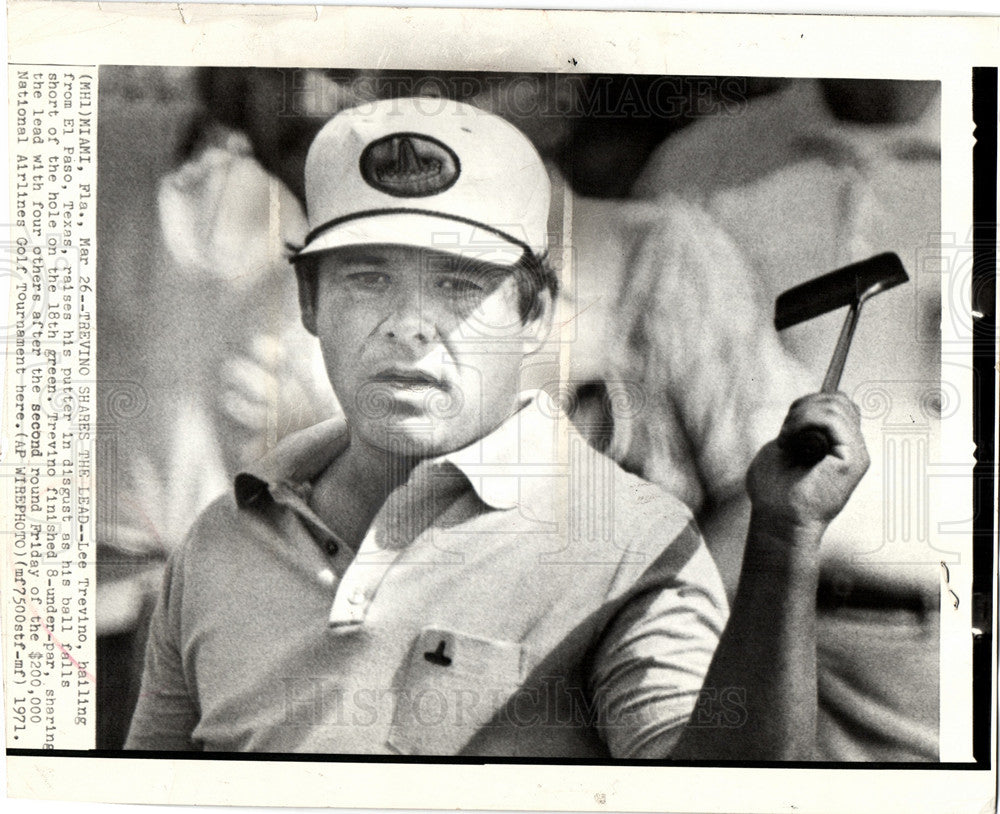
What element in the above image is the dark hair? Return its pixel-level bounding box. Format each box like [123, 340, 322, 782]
[291, 246, 559, 324]
[511, 250, 560, 322]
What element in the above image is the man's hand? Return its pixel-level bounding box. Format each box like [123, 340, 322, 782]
[746, 392, 870, 543]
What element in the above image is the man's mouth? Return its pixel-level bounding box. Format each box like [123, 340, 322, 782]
[371, 367, 448, 390]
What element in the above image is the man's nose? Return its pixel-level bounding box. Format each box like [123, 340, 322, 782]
[382, 300, 436, 344]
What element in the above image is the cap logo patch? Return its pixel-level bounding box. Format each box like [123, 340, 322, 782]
[359, 133, 461, 198]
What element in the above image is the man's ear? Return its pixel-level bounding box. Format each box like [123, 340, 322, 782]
[522, 288, 555, 355]
[295, 266, 319, 336]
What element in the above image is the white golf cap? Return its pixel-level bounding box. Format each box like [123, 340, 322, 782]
[296, 96, 551, 267]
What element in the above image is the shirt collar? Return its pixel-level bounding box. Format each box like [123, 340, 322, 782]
[234, 390, 566, 512]
[234, 417, 349, 508]
[434, 390, 564, 510]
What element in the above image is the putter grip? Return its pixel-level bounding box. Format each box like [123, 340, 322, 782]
[780, 426, 830, 467]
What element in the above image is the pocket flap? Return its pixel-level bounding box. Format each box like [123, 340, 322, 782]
[387, 627, 525, 755]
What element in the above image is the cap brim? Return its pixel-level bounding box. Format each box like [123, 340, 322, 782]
[296, 211, 532, 267]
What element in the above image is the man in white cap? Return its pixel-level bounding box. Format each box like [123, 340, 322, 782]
[127, 97, 870, 758]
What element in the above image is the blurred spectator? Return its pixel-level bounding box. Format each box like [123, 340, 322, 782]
[563, 75, 790, 196]
[632, 77, 943, 760]
[633, 79, 940, 408]
[96, 69, 333, 746]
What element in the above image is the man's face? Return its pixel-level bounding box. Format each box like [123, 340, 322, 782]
[299, 245, 552, 459]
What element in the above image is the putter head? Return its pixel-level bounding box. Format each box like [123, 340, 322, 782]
[774, 252, 909, 331]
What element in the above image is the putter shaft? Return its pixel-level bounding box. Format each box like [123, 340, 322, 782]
[821, 302, 862, 393]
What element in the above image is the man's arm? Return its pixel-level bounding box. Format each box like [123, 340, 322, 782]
[671, 392, 869, 760]
[124, 549, 201, 751]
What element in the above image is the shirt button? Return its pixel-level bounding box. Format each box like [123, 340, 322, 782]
[348, 588, 367, 605]
[323, 539, 338, 556]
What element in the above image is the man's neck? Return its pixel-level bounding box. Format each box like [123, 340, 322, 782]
[307, 434, 420, 551]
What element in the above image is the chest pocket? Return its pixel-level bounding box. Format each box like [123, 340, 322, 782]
[387, 627, 525, 755]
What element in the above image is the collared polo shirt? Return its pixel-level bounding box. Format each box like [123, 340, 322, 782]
[126, 393, 727, 757]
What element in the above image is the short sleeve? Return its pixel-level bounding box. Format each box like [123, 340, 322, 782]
[589, 517, 728, 758]
[124, 545, 200, 750]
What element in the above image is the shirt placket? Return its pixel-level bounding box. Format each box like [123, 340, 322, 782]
[269, 481, 354, 577]
[327, 464, 435, 629]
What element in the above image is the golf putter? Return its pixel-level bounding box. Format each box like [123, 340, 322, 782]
[773, 252, 909, 466]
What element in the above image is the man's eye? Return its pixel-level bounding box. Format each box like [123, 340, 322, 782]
[346, 272, 390, 289]
[436, 277, 484, 296]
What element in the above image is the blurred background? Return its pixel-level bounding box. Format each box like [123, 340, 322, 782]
[97, 67, 945, 759]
